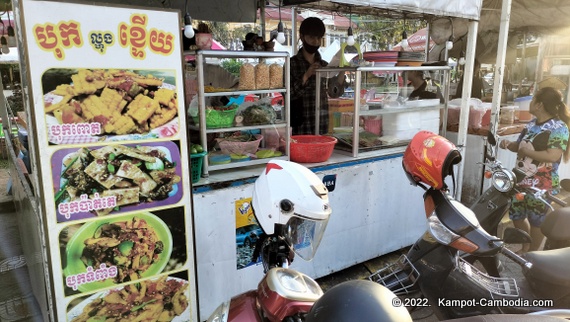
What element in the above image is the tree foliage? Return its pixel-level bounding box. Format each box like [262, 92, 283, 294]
[356, 16, 426, 50]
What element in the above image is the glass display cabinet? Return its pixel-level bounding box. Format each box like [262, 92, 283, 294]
[315, 65, 451, 157]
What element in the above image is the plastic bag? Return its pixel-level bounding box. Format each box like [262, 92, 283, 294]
[236, 97, 277, 125]
[238, 63, 256, 90]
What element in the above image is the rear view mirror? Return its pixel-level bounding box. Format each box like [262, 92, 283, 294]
[503, 227, 532, 244]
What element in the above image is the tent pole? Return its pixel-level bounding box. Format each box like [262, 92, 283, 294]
[259, 0, 266, 37]
[292, 7, 298, 55]
[533, 36, 544, 95]
[489, 0, 513, 139]
[454, 19, 478, 201]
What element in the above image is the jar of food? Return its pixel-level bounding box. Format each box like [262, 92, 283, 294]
[500, 106, 518, 125]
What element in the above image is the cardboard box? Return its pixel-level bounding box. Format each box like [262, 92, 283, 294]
[328, 99, 354, 133]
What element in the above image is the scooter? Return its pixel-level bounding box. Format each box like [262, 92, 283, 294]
[206, 160, 332, 322]
[205, 160, 412, 322]
[467, 131, 570, 276]
[207, 227, 323, 322]
[369, 131, 570, 320]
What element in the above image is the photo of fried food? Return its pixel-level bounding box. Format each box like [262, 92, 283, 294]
[43, 69, 178, 136]
[68, 276, 189, 322]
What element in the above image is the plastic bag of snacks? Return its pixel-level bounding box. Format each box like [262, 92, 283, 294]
[269, 63, 284, 89]
[255, 62, 270, 89]
[238, 63, 256, 90]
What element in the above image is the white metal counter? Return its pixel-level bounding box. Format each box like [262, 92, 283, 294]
[191, 149, 428, 320]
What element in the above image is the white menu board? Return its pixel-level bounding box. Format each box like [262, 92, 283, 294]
[20, 1, 197, 320]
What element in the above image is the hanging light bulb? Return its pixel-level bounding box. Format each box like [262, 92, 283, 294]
[276, 1, 285, 44]
[7, 12, 15, 46]
[276, 21, 286, 44]
[346, 10, 355, 46]
[1, 36, 9, 54]
[459, 51, 466, 66]
[183, 13, 194, 39]
[346, 27, 355, 46]
[446, 39, 454, 51]
[446, 18, 455, 51]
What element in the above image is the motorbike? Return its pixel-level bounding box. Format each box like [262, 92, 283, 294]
[368, 130, 570, 320]
[206, 160, 331, 322]
[206, 160, 412, 322]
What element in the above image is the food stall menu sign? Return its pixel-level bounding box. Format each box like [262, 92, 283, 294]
[20, 1, 198, 321]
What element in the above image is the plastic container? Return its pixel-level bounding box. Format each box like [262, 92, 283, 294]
[290, 135, 337, 163]
[362, 116, 382, 135]
[500, 106, 518, 125]
[514, 96, 533, 122]
[383, 109, 439, 140]
[190, 151, 207, 183]
[209, 154, 231, 165]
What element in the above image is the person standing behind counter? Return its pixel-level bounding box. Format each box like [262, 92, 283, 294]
[290, 17, 344, 135]
[453, 59, 485, 100]
[499, 86, 570, 253]
[405, 70, 439, 100]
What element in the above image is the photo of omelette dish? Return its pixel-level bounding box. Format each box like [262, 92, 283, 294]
[55, 143, 181, 217]
[43, 68, 178, 136]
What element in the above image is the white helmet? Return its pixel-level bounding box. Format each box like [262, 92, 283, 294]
[252, 160, 332, 261]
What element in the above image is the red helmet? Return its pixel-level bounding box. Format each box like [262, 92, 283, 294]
[402, 131, 462, 190]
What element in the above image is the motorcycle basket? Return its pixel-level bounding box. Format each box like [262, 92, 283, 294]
[456, 256, 519, 297]
[368, 255, 419, 295]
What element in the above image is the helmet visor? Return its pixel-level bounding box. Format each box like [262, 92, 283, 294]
[285, 214, 329, 261]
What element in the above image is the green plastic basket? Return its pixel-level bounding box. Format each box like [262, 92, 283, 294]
[190, 151, 207, 183]
[193, 106, 238, 129]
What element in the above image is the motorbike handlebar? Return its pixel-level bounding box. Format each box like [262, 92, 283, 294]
[500, 247, 533, 270]
[546, 192, 567, 207]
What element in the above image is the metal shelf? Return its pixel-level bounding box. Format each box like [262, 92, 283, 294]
[184, 49, 290, 59]
[188, 122, 288, 133]
[208, 155, 289, 171]
[359, 104, 443, 116]
[203, 88, 286, 97]
[190, 50, 291, 177]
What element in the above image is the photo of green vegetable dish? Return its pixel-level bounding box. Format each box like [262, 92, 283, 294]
[55, 144, 181, 216]
[80, 216, 165, 284]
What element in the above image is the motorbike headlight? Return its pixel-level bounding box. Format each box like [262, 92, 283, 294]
[206, 301, 229, 322]
[491, 169, 516, 192]
[427, 212, 459, 245]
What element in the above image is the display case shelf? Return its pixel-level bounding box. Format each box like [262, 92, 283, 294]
[208, 155, 289, 171]
[316, 65, 451, 157]
[189, 122, 288, 134]
[189, 50, 291, 178]
[203, 88, 286, 97]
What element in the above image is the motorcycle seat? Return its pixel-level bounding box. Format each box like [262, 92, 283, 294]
[541, 207, 570, 241]
[523, 248, 570, 286]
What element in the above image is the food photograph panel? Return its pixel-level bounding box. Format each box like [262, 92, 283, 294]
[66, 270, 191, 322]
[51, 141, 183, 222]
[42, 68, 180, 145]
[60, 208, 188, 296]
